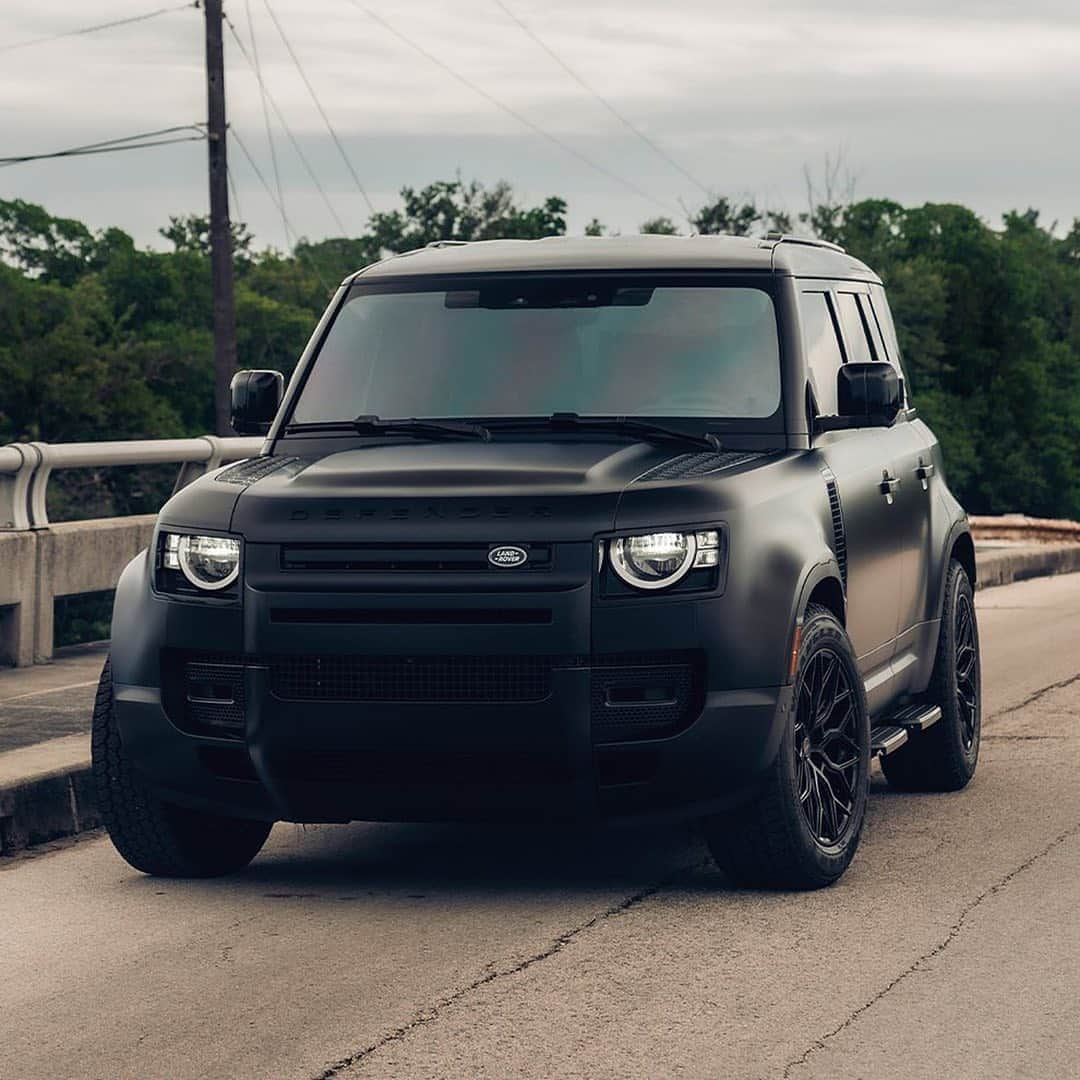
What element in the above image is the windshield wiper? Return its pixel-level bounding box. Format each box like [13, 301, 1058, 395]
[285, 416, 491, 441]
[483, 413, 722, 451]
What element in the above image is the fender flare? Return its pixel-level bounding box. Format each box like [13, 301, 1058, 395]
[783, 553, 846, 683]
[933, 519, 975, 622]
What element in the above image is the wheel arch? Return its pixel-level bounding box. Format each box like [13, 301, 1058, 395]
[933, 521, 976, 621]
[784, 556, 846, 684]
[794, 559, 846, 626]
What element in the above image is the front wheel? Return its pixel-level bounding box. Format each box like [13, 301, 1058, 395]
[91, 657, 272, 877]
[702, 604, 871, 890]
[882, 559, 981, 791]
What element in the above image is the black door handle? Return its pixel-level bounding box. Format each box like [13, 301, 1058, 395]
[879, 471, 901, 503]
[916, 459, 936, 489]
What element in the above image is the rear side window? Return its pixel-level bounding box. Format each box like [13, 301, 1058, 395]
[857, 295, 887, 361]
[868, 284, 911, 402]
[835, 293, 874, 365]
[800, 292, 845, 415]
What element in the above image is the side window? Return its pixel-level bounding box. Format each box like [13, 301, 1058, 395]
[856, 295, 887, 362]
[868, 284, 912, 404]
[835, 292, 874, 365]
[799, 291, 845, 415]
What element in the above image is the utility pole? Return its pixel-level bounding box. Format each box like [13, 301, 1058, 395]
[204, 0, 237, 436]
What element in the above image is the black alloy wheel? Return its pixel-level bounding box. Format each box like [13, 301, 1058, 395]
[881, 559, 981, 792]
[794, 648, 862, 848]
[954, 589, 979, 750]
[703, 603, 870, 890]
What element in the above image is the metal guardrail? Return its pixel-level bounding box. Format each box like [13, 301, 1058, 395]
[0, 436, 264, 531]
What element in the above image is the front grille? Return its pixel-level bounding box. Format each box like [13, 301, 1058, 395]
[269, 607, 552, 626]
[280, 542, 552, 573]
[163, 650, 705, 747]
[270, 654, 554, 703]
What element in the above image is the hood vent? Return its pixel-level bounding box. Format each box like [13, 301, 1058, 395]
[822, 468, 847, 586]
[636, 450, 765, 482]
[215, 456, 306, 487]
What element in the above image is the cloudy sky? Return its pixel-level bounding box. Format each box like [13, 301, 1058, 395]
[2, 0, 1078, 250]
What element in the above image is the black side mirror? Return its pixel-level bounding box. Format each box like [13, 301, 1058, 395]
[817, 363, 902, 432]
[230, 369, 283, 435]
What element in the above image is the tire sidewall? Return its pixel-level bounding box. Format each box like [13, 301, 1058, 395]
[941, 564, 981, 774]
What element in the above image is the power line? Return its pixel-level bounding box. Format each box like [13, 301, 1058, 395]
[0, 125, 205, 168]
[230, 125, 334, 294]
[0, 2, 198, 55]
[260, 0, 376, 215]
[227, 163, 245, 229]
[493, 0, 712, 199]
[353, 3, 678, 216]
[230, 126, 294, 246]
[223, 13, 351, 234]
[244, 0, 290, 248]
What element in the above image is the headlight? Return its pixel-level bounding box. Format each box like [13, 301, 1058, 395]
[609, 530, 721, 590]
[163, 533, 241, 591]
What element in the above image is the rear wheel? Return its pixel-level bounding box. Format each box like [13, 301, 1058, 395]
[882, 559, 981, 791]
[92, 657, 271, 877]
[703, 604, 870, 890]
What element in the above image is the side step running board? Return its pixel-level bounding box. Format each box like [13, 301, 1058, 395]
[871, 725, 909, 757]
[870, 704, 943, 757]
[890, 703, 943, 732]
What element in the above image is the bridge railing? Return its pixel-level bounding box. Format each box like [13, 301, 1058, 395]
[0, 436, 262, 666]
[0, 436, 263, 532]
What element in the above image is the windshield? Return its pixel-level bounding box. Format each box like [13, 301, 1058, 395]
[289, 276, 782, 425]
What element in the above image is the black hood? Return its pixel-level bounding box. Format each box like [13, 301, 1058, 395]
[227, 439, 671, 542]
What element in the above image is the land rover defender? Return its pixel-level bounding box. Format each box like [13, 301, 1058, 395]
[93, 233, 981, 889]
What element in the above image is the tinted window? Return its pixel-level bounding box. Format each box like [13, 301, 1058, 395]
[799, 292, 844, 415]
[292, 280, 782, 422]
[836, 292, 874, 365]
[857, 295, 886, 362]
[868, 284, 911, 402]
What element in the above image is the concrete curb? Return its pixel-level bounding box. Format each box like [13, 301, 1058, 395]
[974, 542, 1080, 590]
[0, 735, 95, 855]
[3, 543, 1080, 858]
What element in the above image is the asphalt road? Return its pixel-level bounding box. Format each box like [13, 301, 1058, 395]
[3, 573, 1079, 1080]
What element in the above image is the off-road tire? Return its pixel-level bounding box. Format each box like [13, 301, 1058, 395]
[882, 560, 981, 792]
[92, 657, 272, 877]
[703, 604, 871, 890]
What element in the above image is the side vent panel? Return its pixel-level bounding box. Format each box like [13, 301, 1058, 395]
[822, 468, 847, 587]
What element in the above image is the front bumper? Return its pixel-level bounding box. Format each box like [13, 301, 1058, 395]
[111, 544, 792, 824]
[115, 676, 790, 823]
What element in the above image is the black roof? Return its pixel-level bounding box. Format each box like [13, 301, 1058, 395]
[347, 233, 878, 284]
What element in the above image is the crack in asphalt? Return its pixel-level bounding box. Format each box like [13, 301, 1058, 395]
[987, 671, 1080, 722]
[780, 820, 1080, 1079]
[311, 862, 703, 1079]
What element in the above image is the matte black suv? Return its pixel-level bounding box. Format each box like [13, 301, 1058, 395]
[93, 234, 981, 889]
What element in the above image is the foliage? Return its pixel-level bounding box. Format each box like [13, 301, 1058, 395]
[2, 180, 1080, 521]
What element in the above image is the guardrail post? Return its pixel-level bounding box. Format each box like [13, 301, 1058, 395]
[27, 442, 52, 529]
[0, 443, 41, 532]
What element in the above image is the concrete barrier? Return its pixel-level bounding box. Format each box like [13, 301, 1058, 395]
[970, 514, 1080, 544]
[975, 542, 1080, 590]
[0, 516, 154, 666]
[0, 531, 37, 667]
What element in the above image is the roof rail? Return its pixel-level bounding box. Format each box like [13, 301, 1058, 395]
[425, 239, 471, 249]
[761, 231, 846, 254]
